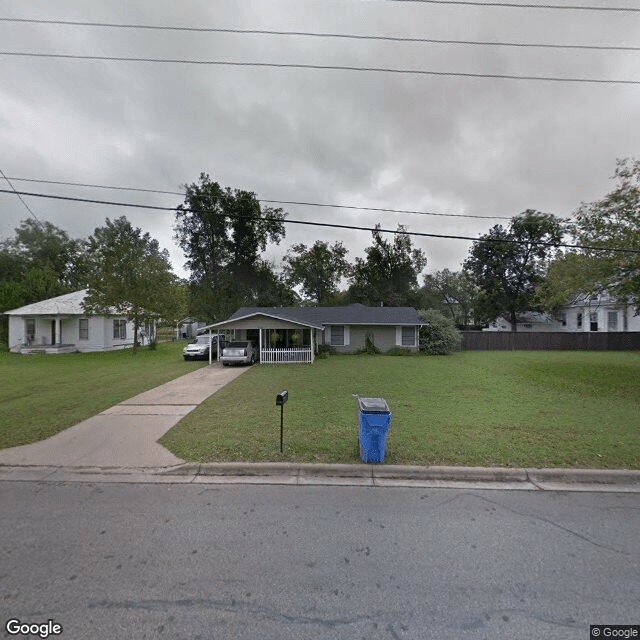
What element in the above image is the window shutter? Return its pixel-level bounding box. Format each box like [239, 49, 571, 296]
[395, 326, 402, 346]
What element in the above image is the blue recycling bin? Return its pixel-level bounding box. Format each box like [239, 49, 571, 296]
[358, 397, 392, 463]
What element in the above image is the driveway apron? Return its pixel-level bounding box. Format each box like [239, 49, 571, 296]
[0, 363, 248, 468]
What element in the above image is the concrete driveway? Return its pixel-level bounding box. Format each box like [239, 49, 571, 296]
[0, 363, 249, 468]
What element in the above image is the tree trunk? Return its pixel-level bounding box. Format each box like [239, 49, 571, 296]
[133, 322, 139, 354]
[510, 310, 518, 332]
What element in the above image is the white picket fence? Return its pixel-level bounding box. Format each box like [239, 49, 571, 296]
[260, 347, 313, 364]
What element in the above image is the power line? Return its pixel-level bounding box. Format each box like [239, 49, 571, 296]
[1, 188, 638, 254]
[2, 51, 639, 85]
[0, 176, 514, 221]
[384, 0, 640, 11]
[1, 18, 638, 52]
[0, 169, 44, 230]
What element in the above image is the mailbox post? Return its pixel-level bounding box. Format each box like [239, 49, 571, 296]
[276, 390, 288, 452]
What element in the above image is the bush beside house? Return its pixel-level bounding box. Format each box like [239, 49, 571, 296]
[418, 309, 462, 355]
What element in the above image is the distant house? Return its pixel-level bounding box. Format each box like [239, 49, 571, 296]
[5, 290, 147, 354]
[203, 304, 423, 363]
[486, 292, 640, 333]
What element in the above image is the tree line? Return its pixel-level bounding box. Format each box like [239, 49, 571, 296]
[1, 158, 638, 347]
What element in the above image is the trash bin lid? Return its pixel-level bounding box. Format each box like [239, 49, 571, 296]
[358, 396, 390, 413]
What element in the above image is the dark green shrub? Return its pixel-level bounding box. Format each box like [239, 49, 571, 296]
[418, 309, 462, 355]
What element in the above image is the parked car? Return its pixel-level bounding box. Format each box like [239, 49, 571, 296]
[183, 333, 227, 361]
[221, 341, 257, 366]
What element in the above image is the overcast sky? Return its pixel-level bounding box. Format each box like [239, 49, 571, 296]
[1, 0, 639, 282]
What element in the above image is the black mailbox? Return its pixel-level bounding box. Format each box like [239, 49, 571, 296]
[276, 389, 288, 406]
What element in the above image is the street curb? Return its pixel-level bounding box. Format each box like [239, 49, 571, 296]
[156, 462, 640, 486]
[2, 462, 639, 489]
[526, 467, 640, 486]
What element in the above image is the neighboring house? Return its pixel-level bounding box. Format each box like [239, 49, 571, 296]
[486, 293, 640, 333]
[176, 319, 206, 340]
[5, 289, 145, 354]
[486, 311, 564, 332]
[202, 304, 422, 363]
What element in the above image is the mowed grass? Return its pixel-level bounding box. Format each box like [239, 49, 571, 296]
[160, 351, 640, 469]
[0, 341, 206, 449]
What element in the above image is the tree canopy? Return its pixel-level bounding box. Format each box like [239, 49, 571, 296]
[174, 174, 288, 319]
[419, 269, 476, 326]
[349, 225, 427, 307]
[464, 210, 565, 330]
[0, 219, 89, 346]
[283, 241, 351, 305]
[572, 158, 640, 302]
[85, 216, 183, 351]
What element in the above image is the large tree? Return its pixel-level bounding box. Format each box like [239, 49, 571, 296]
[349, 225, 428, 307]
[572, 158, 640, 301]
[420, 269, 476, 326]
[0, 219, 88, 347]
[283, 241, 351, 305]
[9, 219, 88, 291]
[174, 174, 288, 319]
[464, 210, 565, 331]
[85, 216, 182, 352]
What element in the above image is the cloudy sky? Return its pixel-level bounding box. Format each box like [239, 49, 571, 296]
[1, 0, 639, 281]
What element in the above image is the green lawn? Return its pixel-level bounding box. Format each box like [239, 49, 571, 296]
[0, 341, 206, 449]
[160, 351, 640, 469]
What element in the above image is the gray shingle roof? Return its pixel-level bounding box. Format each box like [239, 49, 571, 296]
[225, 304, 422, 327]
[4, 290, 88, 316]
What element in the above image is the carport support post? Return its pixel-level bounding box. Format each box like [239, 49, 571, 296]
[209, 329, 212, 365]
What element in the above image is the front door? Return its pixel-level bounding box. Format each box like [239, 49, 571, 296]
[51, 320, 56, 345]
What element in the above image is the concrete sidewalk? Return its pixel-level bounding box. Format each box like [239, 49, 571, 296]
[0, 364, 248, 468]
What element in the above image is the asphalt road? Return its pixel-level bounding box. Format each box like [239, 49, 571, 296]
[1, 482, 638, 640]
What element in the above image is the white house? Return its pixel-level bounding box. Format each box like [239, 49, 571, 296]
[5, 290, 143, 354]
[486, 293, 640, 333]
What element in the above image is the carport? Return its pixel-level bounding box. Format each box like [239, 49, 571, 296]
[201, 310, 322, 364]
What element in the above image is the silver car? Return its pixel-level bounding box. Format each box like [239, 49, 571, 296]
[183, 334, 226, 361]
[221, 341, 257, 366]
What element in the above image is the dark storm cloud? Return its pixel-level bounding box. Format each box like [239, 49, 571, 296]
[1, 0, 639, 277]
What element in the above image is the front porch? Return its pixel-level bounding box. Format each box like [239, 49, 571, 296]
[260, 347, 313, 364]
[254, 327, 315, 364]
[20, 344, 77, 355]
[203, 312, 323, 365]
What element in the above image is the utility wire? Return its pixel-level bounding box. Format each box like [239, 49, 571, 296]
[0, 169, 44, 230]
[1, 188, 638, 254]
[1, 51, 638, 84]
[384, 0, 640, 11]
[1, 18, 638, 52]
[4, 176, 513, 220]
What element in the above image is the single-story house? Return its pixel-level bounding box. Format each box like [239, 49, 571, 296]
[5, 289, 148, 354]
[486, 293, 640, 333]
[202, 304, 423, 363]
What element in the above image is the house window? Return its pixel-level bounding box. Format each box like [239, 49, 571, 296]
[113, 319, 127, 340]
[607, 311, 618, 332]
[623, 310, 629, 332]
[577, 312, 582, 329]
[330, 325, 345, 346]
[79, 318, 89, 340]
[589, 312, 598, 332]
[26, 318, 36, 342]
[401, 326, 416, 346]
